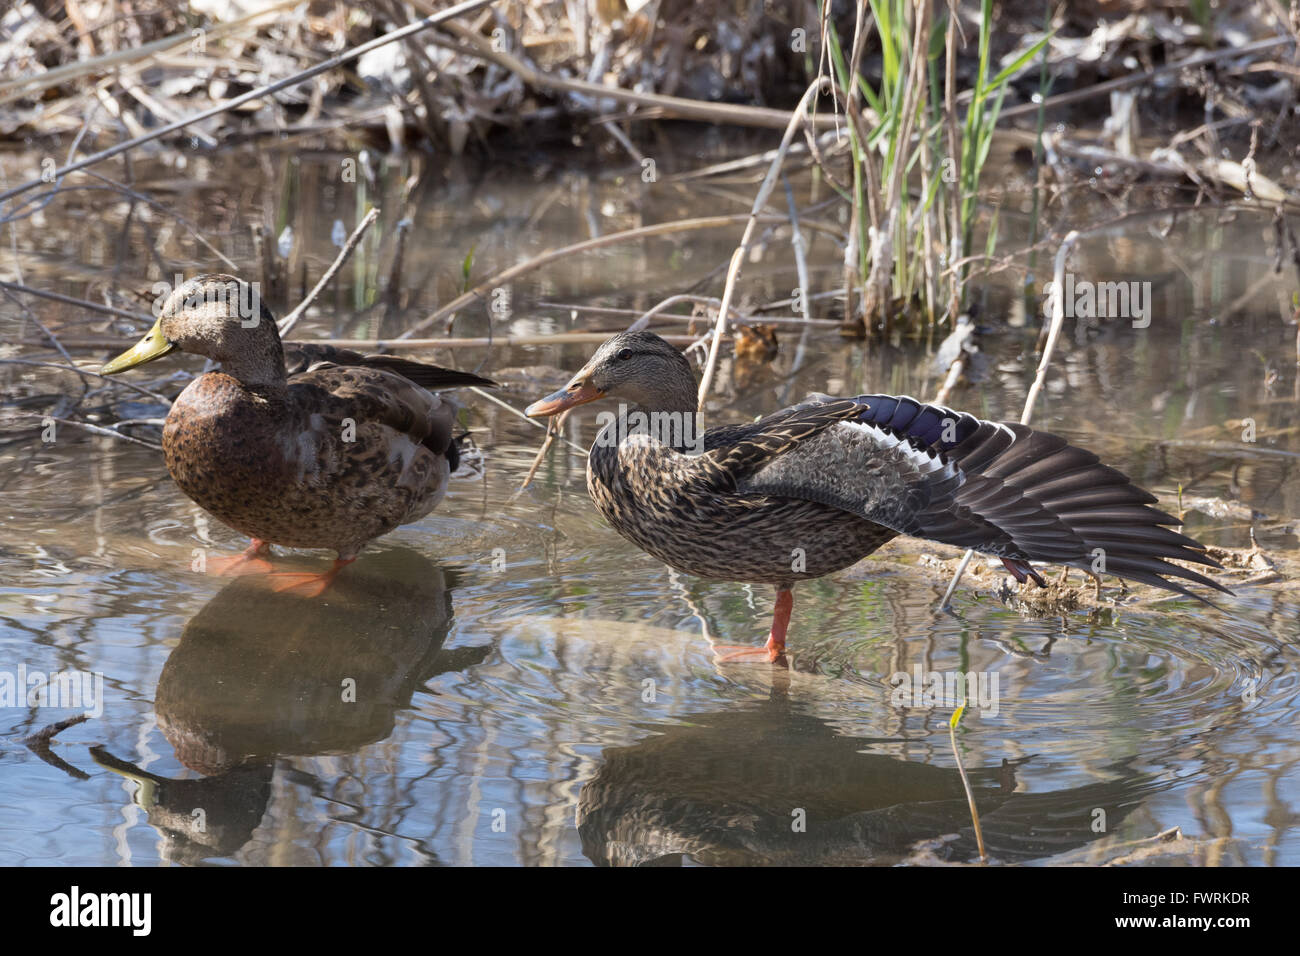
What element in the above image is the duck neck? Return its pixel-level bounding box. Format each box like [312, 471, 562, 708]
[616, 367, 699, 417]
[598, 395, 706, 456]
[591, 356, 702, 454]
[218, 334, 288, 396]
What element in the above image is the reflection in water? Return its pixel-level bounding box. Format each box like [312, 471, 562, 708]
[578, 681, 1160, 866]
[2, 145, 1299, 865]
[90, 548, 488, 863]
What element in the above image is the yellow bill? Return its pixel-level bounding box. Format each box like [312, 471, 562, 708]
[101, 317, 177, 374]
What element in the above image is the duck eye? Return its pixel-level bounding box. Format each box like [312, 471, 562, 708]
[617, 348, 633, 361]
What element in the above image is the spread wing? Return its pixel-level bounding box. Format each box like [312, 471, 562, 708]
[719, 394, 1227, 600]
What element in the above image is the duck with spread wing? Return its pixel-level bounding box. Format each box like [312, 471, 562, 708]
[526, 331, 1228, 662]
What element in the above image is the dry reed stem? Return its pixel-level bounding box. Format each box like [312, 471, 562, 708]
[697, 77, 831, 411]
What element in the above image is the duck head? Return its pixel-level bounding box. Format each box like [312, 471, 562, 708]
[525, 331, 698, 417]
[102, 274, 285, 388]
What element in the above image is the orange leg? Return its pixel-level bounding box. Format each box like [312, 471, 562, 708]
[264, 557, 356, 598]
[205, 539, 274, 576]
[712, 588, 793, 666]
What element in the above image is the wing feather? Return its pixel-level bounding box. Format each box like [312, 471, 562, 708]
[726, 394, 1228, 599]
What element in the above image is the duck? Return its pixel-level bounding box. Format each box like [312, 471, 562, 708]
[525, 330, 1229, 662]
[102, 273, 495, 594]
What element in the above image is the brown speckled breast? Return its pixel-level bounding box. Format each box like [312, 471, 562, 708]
[162, 373, 446, 558]
[586, 436, 896, 588]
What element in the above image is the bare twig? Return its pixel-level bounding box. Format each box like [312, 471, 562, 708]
[541, 301, 833, 328]
[0, 358, 174, 405]
[663, 130, 847, 183]
[697, 248, 745, 409]
[627, 294, 739, 333]
[23, 332, 701, 352]
[9, 414, 161, 449]
[398, 213, 842, 340]
[939, 229, 1079, 607]
[520, 409, 573, 489]
[0, 279, 149, 323]
[996, 36, 1294, 121]
[782, 174, 815, 323]
[697, 78, 831, 410]
[0, 1, 298, 104]
[22, 714, 92, 781]
[431, 17, 856, 132]
[277, 207, 381, 337]
[468, 386, 587, 455]
[23, 713, 89, 748]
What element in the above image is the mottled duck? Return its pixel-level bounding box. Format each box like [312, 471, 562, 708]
[525, 331, 1228, 662]
[102, 274, 494, 593]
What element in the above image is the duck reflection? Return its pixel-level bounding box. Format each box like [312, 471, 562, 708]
[577, 687, 1161, 866]
[91, 547, 488, 863]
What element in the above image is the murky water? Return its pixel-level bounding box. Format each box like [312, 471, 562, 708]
[2, 138, 1298, 865]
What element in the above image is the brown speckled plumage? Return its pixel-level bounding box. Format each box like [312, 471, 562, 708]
[105, 274, 494, 561]
[527, 331, 1229, 660]
[586, 417, 896, 589]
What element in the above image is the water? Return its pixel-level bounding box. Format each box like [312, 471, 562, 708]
[2, 139, 1298, 865]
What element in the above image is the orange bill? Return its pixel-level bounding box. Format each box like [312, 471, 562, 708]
[524, 381, 606, 417]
